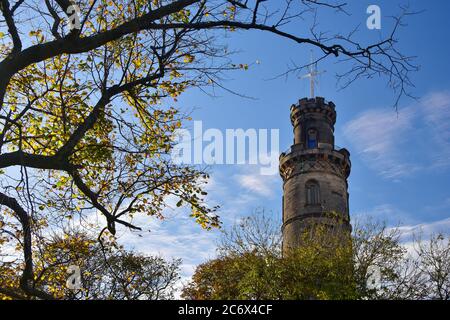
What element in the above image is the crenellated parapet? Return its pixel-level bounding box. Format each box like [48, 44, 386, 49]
[290, 97, 336, 127]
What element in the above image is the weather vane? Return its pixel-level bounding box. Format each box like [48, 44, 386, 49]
[301, 50, 326, 98]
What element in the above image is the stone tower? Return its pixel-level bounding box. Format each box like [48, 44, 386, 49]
[279, 97, 351, 252]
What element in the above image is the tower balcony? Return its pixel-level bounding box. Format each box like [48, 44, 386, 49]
[279, 143, 351, 179]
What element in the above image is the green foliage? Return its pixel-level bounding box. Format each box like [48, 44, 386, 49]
[183, 213, 450, 300]
[0, 231, 181, 300]
[183, 213, 356, 300]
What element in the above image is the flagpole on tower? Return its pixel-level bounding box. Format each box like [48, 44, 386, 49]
[301, 50, 326, 98]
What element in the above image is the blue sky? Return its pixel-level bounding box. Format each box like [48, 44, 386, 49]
[116, 0, 450, 285]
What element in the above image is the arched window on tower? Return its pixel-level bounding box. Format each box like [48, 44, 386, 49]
[307, 129, 317, 149]
[306, 180, 320, 205]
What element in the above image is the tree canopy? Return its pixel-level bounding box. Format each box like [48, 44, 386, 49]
[0, 230, 181, 299]
[182, 213, 450, 300]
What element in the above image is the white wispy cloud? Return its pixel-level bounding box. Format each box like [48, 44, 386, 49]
[352, 206, 450, 255]
[394, 217, 450, 255]
[234, 173, 277, 197]
[342, 90, 450, 179]
[396, 217, 450, 241]
[64, 200, 220, 296]
[117, 215, 218, 259]
[342, 106, 418, 179]
[352, 203, 419, 226]
[422, 91, 450, 168]
[108, 164, 280, 289]
[114, 212, 220, 297]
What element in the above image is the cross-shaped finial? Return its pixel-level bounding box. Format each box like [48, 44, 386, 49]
[301, 51, 326, 98]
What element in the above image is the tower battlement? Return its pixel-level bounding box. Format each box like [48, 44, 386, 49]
[290, 97, 336, 127]
[290, 96, 336, 111]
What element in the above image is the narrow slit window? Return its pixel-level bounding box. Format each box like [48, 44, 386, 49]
[306, 180, 320, 205]
[307, 129, 317, 149]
